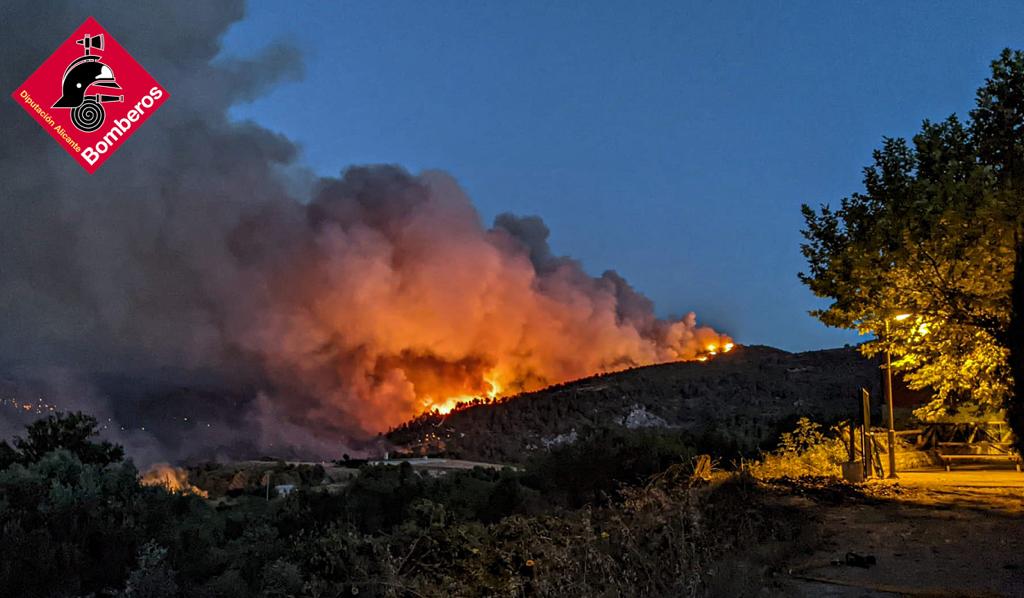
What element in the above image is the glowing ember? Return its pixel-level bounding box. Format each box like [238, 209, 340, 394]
[693, 341, 738, 364]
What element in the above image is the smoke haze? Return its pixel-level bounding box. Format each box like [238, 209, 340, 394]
[0, 1, 728, 461]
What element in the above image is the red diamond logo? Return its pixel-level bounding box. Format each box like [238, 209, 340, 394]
[10, 17, 169, 174]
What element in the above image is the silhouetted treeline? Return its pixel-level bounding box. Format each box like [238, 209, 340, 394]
[0, 412, 801, 596]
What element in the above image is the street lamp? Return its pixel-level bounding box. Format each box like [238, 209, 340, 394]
[884, 313, 912, 479]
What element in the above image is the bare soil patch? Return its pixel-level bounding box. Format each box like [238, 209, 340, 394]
[778, 467, 1024, 597]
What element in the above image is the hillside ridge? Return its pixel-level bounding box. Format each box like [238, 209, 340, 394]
[387, 344, 881, 462]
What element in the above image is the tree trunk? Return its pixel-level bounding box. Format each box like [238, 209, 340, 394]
[1009, 229, 1024, 455]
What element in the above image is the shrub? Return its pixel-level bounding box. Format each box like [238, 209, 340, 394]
[748, 418, 848, 479]
[118, 541, 179, 598]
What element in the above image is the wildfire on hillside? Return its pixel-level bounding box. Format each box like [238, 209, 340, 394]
[239, 168, 737, 438]
[1, 3, 737, 454]
[421, 340, 736, 416]
[141, 464, 208, 498]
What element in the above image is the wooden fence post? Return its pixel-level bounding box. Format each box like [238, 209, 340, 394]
[861, 388, 871, 478]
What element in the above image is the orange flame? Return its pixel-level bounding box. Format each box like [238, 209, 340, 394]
[140, 464, 209, 498]
[425, 371, 504, 414]
[418, 337, 733, 415]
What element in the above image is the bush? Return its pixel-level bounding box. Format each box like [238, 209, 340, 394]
[118, 542, 179, 598]
[748, 418, 848, 479]
[285, 472, 800, 597]
[524, 427, 698, 507]
[0, 450, 144, 596]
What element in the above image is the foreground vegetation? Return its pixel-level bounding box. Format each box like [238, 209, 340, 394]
[0, 412, 806, 597]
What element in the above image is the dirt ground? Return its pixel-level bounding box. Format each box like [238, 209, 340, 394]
[778, 465, 1024, 597]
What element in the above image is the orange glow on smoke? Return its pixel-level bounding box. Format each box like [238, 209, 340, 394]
[251, 170, 736, 434]
[415, 338, 734, 415]
[424, 371, 504, 414]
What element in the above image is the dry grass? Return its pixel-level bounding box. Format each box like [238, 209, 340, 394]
[296, 471, 810, 597]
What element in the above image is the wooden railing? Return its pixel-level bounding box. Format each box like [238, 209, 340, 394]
[912, 422, 1019, 471]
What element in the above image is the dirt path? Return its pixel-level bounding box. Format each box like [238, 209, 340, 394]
[778, 467, 1024, 597]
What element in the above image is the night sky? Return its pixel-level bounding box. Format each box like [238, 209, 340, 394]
[221, 2, 1024, 351]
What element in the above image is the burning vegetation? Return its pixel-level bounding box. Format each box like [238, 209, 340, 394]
[140, 463, 208, 498]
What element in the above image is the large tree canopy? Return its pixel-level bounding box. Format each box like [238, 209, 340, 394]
[0, 411, 124, 469]
[801, 49, 1024, 421]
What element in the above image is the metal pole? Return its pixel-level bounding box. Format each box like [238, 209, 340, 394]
[885, 320, 899, 479]
[848, 418, 856, 462]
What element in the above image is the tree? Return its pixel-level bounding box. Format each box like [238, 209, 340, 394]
[117, 541, 179, 598]
[7, 411, 124, 466]
[800, 49, 1024, 424]
[0, 450, 143, 595]
[978, 50, 1024, 452]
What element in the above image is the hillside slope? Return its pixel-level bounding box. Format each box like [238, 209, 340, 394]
[387, 345, 882, 463]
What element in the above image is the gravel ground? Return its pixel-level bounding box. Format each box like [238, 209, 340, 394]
[781, 466, 1024, 597]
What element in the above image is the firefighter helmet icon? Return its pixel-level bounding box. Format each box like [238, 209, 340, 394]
[52, 33, 123, 132]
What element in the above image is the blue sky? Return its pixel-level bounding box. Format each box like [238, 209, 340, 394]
[220, 1, 1024, 352]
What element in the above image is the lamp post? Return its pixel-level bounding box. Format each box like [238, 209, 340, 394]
[884, 313, 911, 479]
